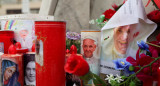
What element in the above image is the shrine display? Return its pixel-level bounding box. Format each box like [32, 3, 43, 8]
[0, 0, 160, 85]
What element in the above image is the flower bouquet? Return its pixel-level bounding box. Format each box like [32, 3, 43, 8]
[65, 0, 160, 85]
[64, 54, 107, 86]
[64, 34, 160, 86]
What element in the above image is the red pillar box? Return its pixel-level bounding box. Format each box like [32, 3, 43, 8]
[0, 31, 14, 54]
[1, 54, 23, 86]
[35, 21, 66, 86]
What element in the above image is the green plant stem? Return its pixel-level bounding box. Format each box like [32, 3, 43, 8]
[146, 42, 160, 48]
[119, 56, 160, 85]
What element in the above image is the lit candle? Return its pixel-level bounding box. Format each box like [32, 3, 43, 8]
[1, 54, 23, 86]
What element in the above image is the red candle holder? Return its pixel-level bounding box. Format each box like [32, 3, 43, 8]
[35, 21, 66, 86]
[1, 54, 23, 86]
[0, 31, 14, 54]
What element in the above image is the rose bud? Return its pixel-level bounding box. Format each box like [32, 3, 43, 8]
[31, 43, 35, 52]
[8, 44, 17, 54]
[70, 45, 77, 54]
[15, 42, 21, 49]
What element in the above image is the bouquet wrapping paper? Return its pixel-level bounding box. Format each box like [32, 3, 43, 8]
[100, 0, 157, 77]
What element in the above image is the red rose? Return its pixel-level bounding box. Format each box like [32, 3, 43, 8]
[147, 10, 160, 24]
[149, 33, 160, 54]
[103, 9, 116, 19]
[156, 33, 160, 42]
[137, 54, 153, 66]
[64, 54, 89, 76]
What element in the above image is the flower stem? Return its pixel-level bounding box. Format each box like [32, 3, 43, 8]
[146, 42, 160, 48]
[119, 56, 160, 85]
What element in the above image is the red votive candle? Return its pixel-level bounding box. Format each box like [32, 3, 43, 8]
[1, 54, 23, 86]
[35, 21, 66, 86]
[0, 31, 14, 54]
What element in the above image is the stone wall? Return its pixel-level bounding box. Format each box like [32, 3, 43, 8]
[54, 0, 158, 41]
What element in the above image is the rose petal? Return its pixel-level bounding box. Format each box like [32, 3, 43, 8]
[64, 54, 89, 76]
[126, 56, 137, 66]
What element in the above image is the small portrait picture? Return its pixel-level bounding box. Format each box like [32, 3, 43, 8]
[1, 20, 35, 51]
[2, 60, 21, 86]
[24, 54, 36, 86]
[35, 39, 43, 66]
[81, 30, 101, 75]
[18, 28, 33, 50]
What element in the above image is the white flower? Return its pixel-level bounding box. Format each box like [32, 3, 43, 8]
[89, 19, 95, 24]
[73, 83, 76, 86]
[105, 74, 115, 83]
[115, 74, 124, 83]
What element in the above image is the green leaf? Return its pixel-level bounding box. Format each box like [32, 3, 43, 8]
[80, 71, 93, 85]
[96, 19, 100, 23]
[129, 81, 136, 86]
[92, 73, 108, 86]
[129, 66, 135, 71]
[110, 80, 119, 86]
[121, 76, 127, 79]
[100, 15, 105, 21]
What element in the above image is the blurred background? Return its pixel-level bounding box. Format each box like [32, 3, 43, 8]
[0, 0, 157, 33]
[0, 0, 41, 15]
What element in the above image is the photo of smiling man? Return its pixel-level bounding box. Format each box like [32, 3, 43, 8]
[112, 25, 134, 59]
[81, 30, 101, 86]
[100, 24, 137, 76]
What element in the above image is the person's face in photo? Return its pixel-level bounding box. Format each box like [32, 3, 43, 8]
[82, 39, 96, 58]
[4, 66, 16, 81]
[26, 61, 35, 82]
[19, 29, 29, 39]
[113, 25, 131, 54]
